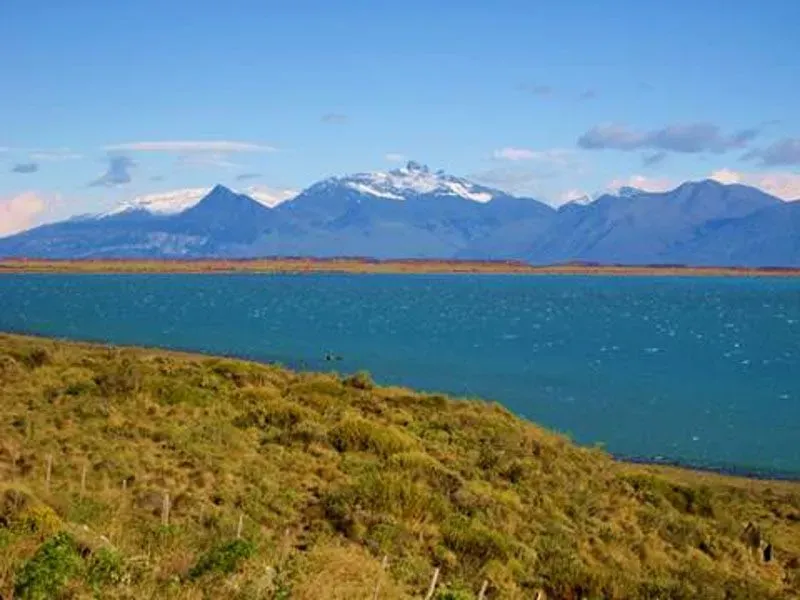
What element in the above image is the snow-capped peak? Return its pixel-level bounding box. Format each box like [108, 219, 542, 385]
[617, 186, 646, 198]
[100, 185, 298, 217]
[321, 161, 498, 203]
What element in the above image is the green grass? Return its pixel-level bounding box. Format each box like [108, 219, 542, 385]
[0, 332, 798, 599]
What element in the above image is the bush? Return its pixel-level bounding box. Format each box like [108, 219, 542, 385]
[94, 359, 142, 396]
[87, 547, 126, 588]
[343, 371, 375, 390]
[329, 416, 417, 456]
[442, 517, 513, 566]
[14, 532, 82, 600]
[389, 451, 462, 493]
[436, 584, 476, 600]
[0, 354, 23, 380]
[189, 539, 255, 579]
[235, 390, 315, 430]
[8, 497, 63, 537]
[19, 347, 52, 369]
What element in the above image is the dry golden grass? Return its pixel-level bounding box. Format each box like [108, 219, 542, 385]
[1, 258, 799, 276]
[0, 333, 798, 599]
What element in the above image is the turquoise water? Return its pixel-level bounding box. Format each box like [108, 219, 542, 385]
[1, 273, 798, 477]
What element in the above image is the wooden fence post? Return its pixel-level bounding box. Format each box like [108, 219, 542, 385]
[80, 463, 88, 499]
[371, 555, 389, 600]
[162, 492, 170, 526]
[236, 513, 244, 539]
[45, 454, 53, 492]
[478, 579, 489, 600]
[423, 567, 440, 600]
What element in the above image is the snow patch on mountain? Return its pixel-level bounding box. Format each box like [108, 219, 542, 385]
[243, 185, 299, 207]
[103, 188, 209, 216]
[617, 186, 647, 198]
[101, 185, 298, 217]
[324, 161, 497, 203]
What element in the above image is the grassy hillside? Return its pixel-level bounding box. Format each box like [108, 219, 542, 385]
[0, 333, 798, 599]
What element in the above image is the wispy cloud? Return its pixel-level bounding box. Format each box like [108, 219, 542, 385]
[11, 163, 39, 174]
[491, 147, 575, 166]
[29, 148, 83, 161]
[642, 151, 668, 167]
[0, 192, 48, 236]
[578, 89, 598, 101]
[492, 147, 538, 161]
[607, 174, 674, 193]
[321, 113, 348, 125]
[471, 168, 547, 193]
[517, 83, 553, 96]
[89, 155, 135, 187]
[475, 147, 584, 199]
[176, 153, 240, 169]
[578, 122, 759, 154]
[384, 153, 406, 163]
[710, 168, 800, 200]
[743, 138, 800, 166]
[104, 141, 275, 153]
[236, 172, 261, 181]
[150, 175, 166, 182]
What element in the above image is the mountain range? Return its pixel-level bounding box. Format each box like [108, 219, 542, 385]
[1, 161, 798, 266]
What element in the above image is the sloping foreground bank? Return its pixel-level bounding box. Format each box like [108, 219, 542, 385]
[0, 333, 798, 599]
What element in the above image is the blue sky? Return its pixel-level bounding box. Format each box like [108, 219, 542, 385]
[1, 0, 799, 231]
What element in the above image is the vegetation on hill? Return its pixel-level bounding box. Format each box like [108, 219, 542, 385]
[0, 333, 798, 599]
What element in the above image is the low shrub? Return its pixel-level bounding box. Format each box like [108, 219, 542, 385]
[343, 370, 375, 390]
[14, 532, 82, 600]
[442, 517, 513, 566]
[189, 539, 255, 579]
[87, 547, 127, 588]
[328, 416, 417, 456]
[236, 391, 315, 430]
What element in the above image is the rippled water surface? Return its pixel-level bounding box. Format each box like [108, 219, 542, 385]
[1, 273, 798, 476]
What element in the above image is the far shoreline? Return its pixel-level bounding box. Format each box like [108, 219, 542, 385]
[1, 257, 800, 277]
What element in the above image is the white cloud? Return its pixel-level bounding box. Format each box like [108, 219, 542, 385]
[492, 147, 573, 164]
[607, 174, 675, 193]
[104, 141, 276, 153]
[0, 192, 48, 236]
[709, 169, 800, 200]
[384, 153, 406, 163]
[493, 147, 537, 161]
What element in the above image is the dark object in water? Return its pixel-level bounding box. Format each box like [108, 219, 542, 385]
[324, 352, 343, 362]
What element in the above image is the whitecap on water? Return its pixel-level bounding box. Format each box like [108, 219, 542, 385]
[644, 347, 660, 354]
